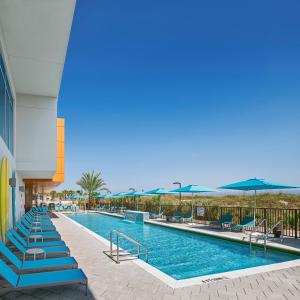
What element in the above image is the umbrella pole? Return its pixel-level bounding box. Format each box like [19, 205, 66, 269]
[192, 193, 194, 222]
[159, 196, 161, 215]
[254, 190, 256, 226]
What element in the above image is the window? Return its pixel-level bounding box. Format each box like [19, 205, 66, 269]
[0, 51, 14, 154]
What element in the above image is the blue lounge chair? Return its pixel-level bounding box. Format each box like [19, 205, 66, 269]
[150, 211, 164, 219]
[24, 214, 53, 225]
[173, 211, 181, 222]
[21, 218, 56, 232]
[210, 215, 233, 230]
[0, 258, 88, 295]
[181, 212, 193, 223]
[26, 211, 51, 221]
[0, 241, 77, 274]
[6, 232, 70, 259]
[231, 216, 255, 232]
[16, 223, 61, 240]
[10, 229, 65, 248]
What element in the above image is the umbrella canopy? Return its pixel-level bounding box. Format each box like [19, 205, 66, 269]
[144, 188, 176, 214]
[132, 191, 147, 196]
[121, 191, 136, 197]
[170, 184, 216, 221]
[144, 188, 176, 195]
[67, 195, 85, 199]
[219, 178, 298, 224]
[93, 193, 109, 199]
[219, 178, 298, 191]
[115, 192, 128, 197]
[104, 193, 120, 198]
[171, 184, 216, 193]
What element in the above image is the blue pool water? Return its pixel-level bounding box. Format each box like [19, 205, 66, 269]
[68, 213, 299, 280]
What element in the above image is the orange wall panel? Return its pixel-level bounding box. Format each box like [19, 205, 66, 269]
[52, 118, 65, 183]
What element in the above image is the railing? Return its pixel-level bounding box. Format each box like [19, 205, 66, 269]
[96, 203, 300, 239]
[104, 230, 149, 264]
[191, 206, 299, 239]
[267, 220, 284, 242]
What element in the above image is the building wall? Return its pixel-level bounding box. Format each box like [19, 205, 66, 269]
[0, 22, 25, 230]
[16, 93, 57, 179]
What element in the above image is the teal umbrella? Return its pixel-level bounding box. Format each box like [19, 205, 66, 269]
[67, 195, 85, 199]
[93, 193, 109, 208]
[145, 188, 176, 214]
[219, 178, 298, 225]
[104, 193, 120, 209]
[171, 185, 216, 221]
[132, 191, 147, 210]
[115, 192, 129, 211]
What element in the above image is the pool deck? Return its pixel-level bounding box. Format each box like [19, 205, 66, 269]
[1, 212, 300, 299]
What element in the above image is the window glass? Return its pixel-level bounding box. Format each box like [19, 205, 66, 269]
[0, 51, 14, 154]
[0, 65, 5, 140]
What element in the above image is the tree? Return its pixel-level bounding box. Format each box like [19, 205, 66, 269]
[61, 190, 69, 201]
[49, 190, 57, 201]
[76, 171, 108, 208]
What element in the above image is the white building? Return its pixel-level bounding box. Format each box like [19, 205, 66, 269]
[0, 0, 76, 231]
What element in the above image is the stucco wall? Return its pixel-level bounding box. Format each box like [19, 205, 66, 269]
[16, 93, 57, 179]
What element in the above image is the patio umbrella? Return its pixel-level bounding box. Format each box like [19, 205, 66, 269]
[104, 193, 119, 209]
[219, 178, 298, 225]
[144, 188, 176, 214]
[170, 185, 216, 222]
[114, 192, 129, 211]
[93, 193, 109, 207]
[131, 191, 147, 210]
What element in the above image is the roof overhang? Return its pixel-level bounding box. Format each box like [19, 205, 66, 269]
[0, 0, 76, 97]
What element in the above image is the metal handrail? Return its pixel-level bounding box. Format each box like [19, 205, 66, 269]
[267, 220, 283, 242]
[248, 219, 268, 252]
[254, 218, 267, 233]
[107, 230, 149, 264]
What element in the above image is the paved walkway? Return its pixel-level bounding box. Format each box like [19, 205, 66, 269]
[1, 214, 300, 300]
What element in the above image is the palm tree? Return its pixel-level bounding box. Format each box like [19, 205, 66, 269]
[76, 171, 108, 208]
[61, 190, 69, 201]
[49, 190, 57, 201]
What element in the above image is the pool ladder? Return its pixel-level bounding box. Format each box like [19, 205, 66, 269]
[247, 219, 284, 252]
[104, 230, 149, 264]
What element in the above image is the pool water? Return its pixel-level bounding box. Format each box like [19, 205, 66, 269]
[68, 213, 300, 280]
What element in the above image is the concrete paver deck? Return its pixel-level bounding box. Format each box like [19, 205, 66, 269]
[1, 213, 300, 300]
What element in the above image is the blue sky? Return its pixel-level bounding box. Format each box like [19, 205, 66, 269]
[58, 0, 300, 193]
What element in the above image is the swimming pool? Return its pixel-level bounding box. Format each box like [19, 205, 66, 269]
[68, 213, 300, 280]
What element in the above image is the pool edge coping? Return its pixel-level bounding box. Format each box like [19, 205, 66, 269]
[59, 212, 300, 289]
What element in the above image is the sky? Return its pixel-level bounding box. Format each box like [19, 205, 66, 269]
[57, 0, 300, 193]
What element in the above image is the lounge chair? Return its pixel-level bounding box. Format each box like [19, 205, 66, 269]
[21, 218, 56, 232]
[0, 241, 77, 274]
[150, 211, 164, 219]
[231, 216, 255, 232]
[24, 214, 53, 225]
[210, 215, 233, 230]
[0, 258, 88, 295]
[16, 223, 61, 240]
[6, 232, 70, 259]
[10, 228, 66, 248]
[27, 211, 51, 220]
[172, 211, 181, 222]
[181, 212, 193, 223]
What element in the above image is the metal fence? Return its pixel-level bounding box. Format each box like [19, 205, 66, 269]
[118, 202, 300, 239]
[191, 206, 300, 239]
